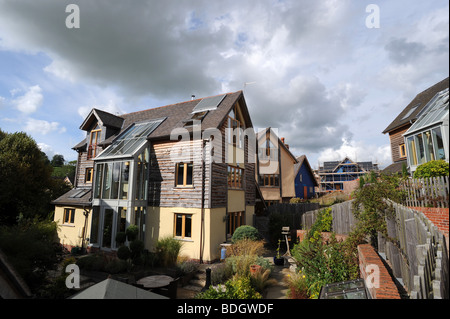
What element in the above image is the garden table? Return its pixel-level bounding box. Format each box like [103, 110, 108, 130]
[136, 275, 174, 289]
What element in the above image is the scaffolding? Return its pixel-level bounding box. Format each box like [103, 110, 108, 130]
[318, 157, 378, 192]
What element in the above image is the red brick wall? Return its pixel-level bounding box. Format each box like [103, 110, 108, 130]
[357, 244, 401, 299]
[409, 207, 449, 238]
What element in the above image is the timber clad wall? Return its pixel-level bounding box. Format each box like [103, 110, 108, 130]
[148, 140, 211, 209]
[75, 151, 95, 188]
[388, 125, 408, 163]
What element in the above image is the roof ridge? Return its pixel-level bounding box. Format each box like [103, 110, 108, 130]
[121, 91, 241, 118]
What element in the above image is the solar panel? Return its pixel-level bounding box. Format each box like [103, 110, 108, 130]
[192, 94, 226, 114]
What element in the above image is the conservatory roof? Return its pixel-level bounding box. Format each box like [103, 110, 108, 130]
[405, 88, 449, 136]
[95, 118, 165, 160]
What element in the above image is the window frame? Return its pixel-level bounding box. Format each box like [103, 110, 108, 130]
[399, 143, 407, 159]
[174, 213, 192, 239]
[85, 167, 93, 183]
[227, 211, 245, 237]
[63, 208, 75, 224]
[227, 165, 244, 189]
[88, 126, 101, 159]
[175, 162, 194, 187]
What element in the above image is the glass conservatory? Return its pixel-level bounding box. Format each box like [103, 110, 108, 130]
[404, 88, 449, 173]
[89, 118, 165, 250]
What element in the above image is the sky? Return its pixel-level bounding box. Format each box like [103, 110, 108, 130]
[0, 0, 448, 169]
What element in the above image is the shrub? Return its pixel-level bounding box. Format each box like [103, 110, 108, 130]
[156, 236, 183, 267]
[250, 268, 277, 294]
[231, 225, 261, 243]
[76, 254, 106, 271]
[129, 239, 144, 259]
[211, 263, 234, 285]
[196, 276, 262, 299]
[115, 232, 126, 246]
[285, 271, 309, 299]
[104, 259, 128, 274]
[126, 225, 139, 242]
[226, 238, 265, 257]
[177, 260, 200, 275]
[414, 160, 449, 178]
[117, 246, 131, 260]
[307, 207, 332, 243]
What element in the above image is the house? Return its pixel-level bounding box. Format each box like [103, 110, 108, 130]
[404, 88, 449, 173]
[52, 91, 257, 262]
[318, 157, 378, 192]
[382, 77, 449, 174]
[256, 128, 298, 205]
[293, 155, 318, 200]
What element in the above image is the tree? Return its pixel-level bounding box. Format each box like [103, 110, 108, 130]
[50, 154, 65, 167]
[0, 130, 54, 224]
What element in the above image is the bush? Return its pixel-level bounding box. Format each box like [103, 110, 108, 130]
[285, 271, 309, 299]
[115, 232, 126, 246]
[177, 260, 200, 275]
[231, 225, 261, 243]
[129, 239, 144, 259]
[117, 246, 131, 260]
[76, 254, 107, 271]
[196, 276, 262, 299]
[126, 225, 139, 242]
[104, 259, 128, 274]
[414, 160, 449, 178]
[156, 236, 183, 267]
[211, 263, 234, 285]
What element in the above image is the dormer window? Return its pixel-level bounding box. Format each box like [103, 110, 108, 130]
[88, 124, 101, 159]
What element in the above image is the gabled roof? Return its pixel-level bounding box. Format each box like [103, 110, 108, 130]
[256, 127, 298, 163]
[294, 155, 318, 187]
[99, 91, 250, 147]
[80, 108, 124, 131]
[383, 77, 449, 134]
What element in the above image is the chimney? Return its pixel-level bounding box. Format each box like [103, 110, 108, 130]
[191, 95, 196, 100]
[281, 137, 285, 144]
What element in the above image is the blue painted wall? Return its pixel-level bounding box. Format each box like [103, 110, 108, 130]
[294, 164, 316, 199]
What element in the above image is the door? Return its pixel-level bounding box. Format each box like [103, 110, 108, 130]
[303, 186, 308, 199]
[102, 208, 114, 249]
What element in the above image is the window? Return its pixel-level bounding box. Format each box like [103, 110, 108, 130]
[227, 105, 245, 148]
[175, 162, 193, 187]
[88, 125, 101, 159]
[399, 144, 406, 158]
[174, 213, 192, 239]
[227, 211, 245, 237]
[85, 168, 93, 183]
[228, 165, 244, 188]
[63, 208, 75, 224]
[90, 206, 100, 244]
[259, 174, 280, 186]
[432, 127, 445, 160]
[94, 160, 133, 200]
[407, 136, 418, 166]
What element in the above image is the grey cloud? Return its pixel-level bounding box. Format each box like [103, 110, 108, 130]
[384, 37, 426, 64]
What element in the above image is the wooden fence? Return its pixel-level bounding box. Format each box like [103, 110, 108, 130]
[378, 200, 448, 299]
[253, 202, 320, 242]
[301, 200, 357, 235]
[400, 176, 449, 208]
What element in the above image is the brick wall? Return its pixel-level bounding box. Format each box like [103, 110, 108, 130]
[357, 244, 401, 299]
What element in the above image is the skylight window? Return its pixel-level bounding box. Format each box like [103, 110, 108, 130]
[401, 104, 420, 120]
[96, 118, 165, 159]
[192, 94, 226, 113]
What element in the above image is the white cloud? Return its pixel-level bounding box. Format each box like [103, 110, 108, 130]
[317, 139, 392, 168]
[37, 142, 55, 159]
[13, 85, 43, 114]
[24, 118, 66, 135]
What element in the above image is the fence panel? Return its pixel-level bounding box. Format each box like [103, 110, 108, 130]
[378, 201, 449, 299]
[401, 176, 449, 208]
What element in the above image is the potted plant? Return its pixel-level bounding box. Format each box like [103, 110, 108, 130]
[273, 239, 284, 266]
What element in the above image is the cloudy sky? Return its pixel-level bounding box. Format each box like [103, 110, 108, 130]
[0, 0, 448, 168]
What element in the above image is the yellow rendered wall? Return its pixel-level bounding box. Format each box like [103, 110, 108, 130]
[54, 206, 91, 249]
[146, 206, 228, 262]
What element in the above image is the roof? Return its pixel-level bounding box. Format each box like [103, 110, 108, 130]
[80, 108, 124, 131]
[294, 155, 319, 187]
[51, 187, 92, 207]
[383, 77, 449, 134]
[99, 91, 250, 147]
[405, 88, 449, 136]
[319, 157, 377, 173]
[70, 278, 169, 299]
[381, 160, 407, 175]
[257, 127, 298, 163]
